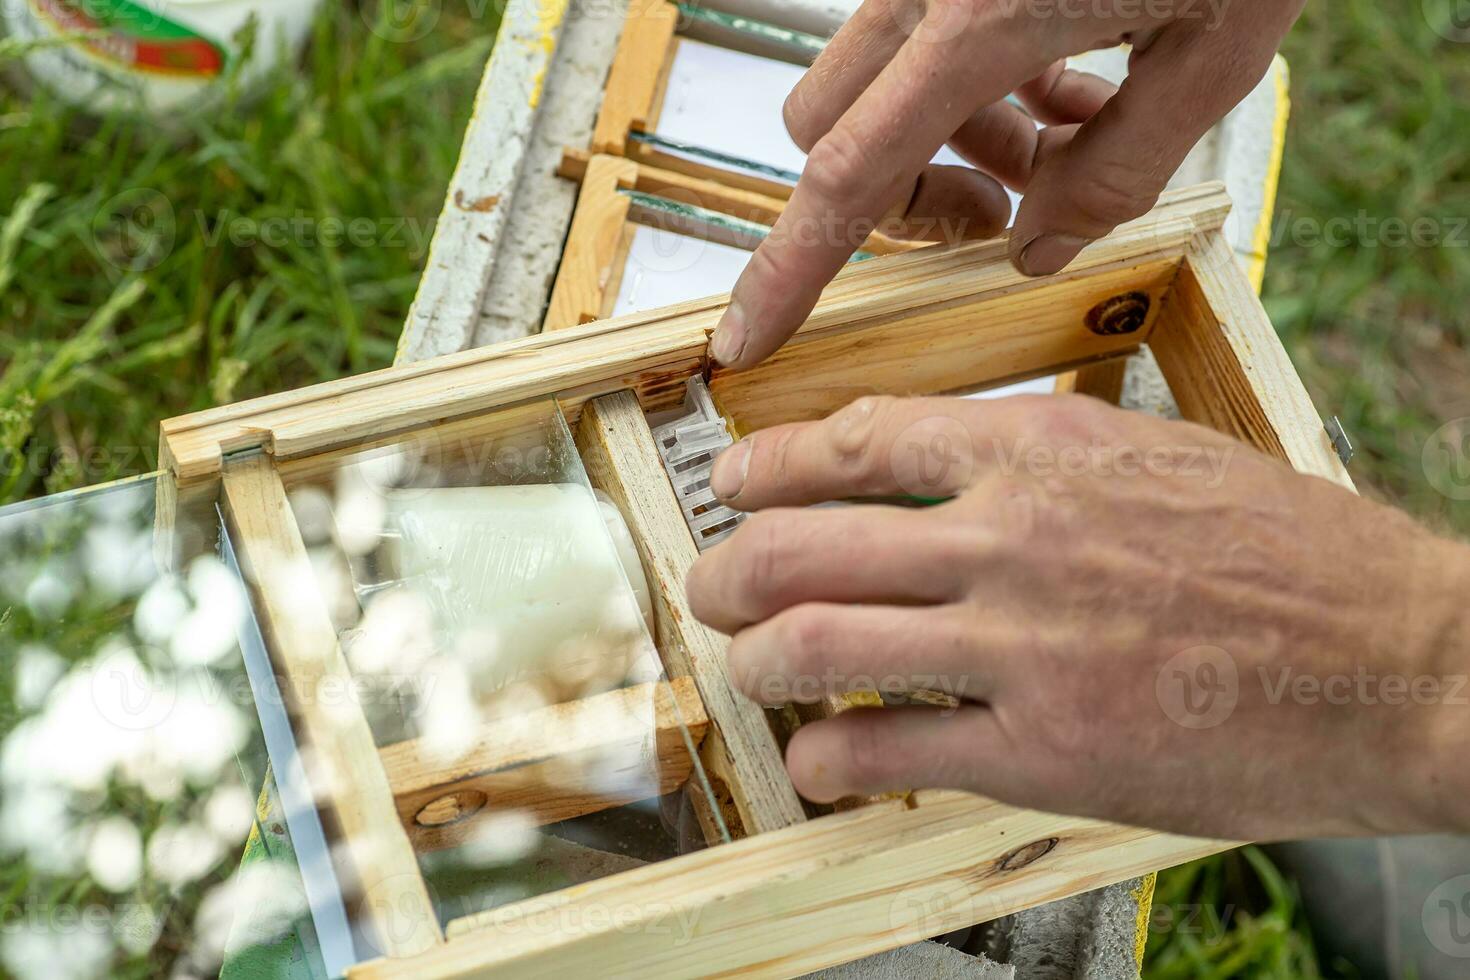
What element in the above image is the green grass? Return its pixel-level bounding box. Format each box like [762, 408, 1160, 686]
[1145, 848, 1329, 979]
[0, 4, 497, 975]
[1265, 0, 1470, 539]
[0, 0, 497, 504]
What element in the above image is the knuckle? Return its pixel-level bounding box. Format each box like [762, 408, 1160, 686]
[760, 425, 801, 494]
[803, 126, 871, 207]
[1068, 160, 1163, 229]
[780, 607, 833, 677]
[827, 395, 898, 488]
[734, 511, 790, 604]
[839, 716, 896, 787]
[1024, 393, 1100, 445]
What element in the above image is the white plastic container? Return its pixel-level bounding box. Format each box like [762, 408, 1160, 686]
[1, 0, 321, 115]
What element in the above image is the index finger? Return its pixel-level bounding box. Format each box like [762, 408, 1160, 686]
[709, 12, 1047, 370]
[710, 394, 1043, 509]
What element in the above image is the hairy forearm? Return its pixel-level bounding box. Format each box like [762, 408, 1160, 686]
[1414, 536, 1470, 834]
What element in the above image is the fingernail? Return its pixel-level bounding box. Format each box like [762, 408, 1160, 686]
[711, 439, 752, 499]
[1018, 234, 1090, 276]
[710, 302, 748, 366]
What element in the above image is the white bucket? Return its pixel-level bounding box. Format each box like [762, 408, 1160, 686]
[1, 0, 322, 115]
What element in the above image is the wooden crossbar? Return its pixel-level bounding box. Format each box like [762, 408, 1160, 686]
[221, 454, 443, 957]
[348, 790, 1230, 979]
[158, 182, 1232, 492]
[381, 678, 710, 852]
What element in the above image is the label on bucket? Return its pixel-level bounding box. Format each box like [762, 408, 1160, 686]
[27, 0, 228, 78]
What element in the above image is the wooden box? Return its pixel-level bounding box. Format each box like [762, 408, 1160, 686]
[152, 180, 1352, 977]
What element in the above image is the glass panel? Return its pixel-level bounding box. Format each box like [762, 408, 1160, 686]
[644, 40, 982, 189]
[0, 476, 329, 979]
[611, 196, 871, 319]
[272, 399, 728, 930]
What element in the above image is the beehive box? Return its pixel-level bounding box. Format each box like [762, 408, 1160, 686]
[149, 176, 1351, 976]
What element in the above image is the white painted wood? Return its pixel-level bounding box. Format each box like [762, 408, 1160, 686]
[472, 0, 631, 348]
[397, 0, 575, 362]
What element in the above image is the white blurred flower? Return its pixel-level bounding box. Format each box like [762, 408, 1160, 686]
[122, 673, 247, 790]
[457, 810, 539, 868]
[114, 902, 164, 956]
[14, 644, 64, 710]
[85, 641, 176, 739]
[203, 784, 254, 843]
[190, 863, 306, 968]
[0, 780, 81, 875]
[288, 484, 336, 545]
[87, 816, 142, 892]
[334, 474, 388, 557]
[0, 923, 109, 980]
[135, 577, 190, 645]
[24, 562, 73, 620]
[147, 821, 224, 888]
[169, 556, 245, 667]
[414, 657, 480, 763]
[348, 589, 435, 676]
[309, 546, 360, 631]
[84, 520, 155, 598]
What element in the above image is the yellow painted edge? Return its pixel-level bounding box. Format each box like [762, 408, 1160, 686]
[1244, 54, 1291, 295]
[1131, 872, 1157, 970]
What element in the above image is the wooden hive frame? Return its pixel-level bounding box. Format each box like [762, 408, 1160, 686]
[156, 181, 1350, 977]
[541, 150, 921, 333]
[591, 0, 820, 198]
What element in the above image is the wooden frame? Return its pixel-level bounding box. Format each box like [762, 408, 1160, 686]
[590, 0, 818, 198]
[542, 151, 919, 332]
[157, 183, 1350, 977]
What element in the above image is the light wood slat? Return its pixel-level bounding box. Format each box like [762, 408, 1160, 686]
[712, 257, 1177, 433]
[590, 0, 678, 155]
[557, 149, 922, 256]
[575, 391, 807, 834]
[1149, 232, 1354, 490]
[158, 183, 1230, 489]
[1056, 357, 1129, 404]
[382, 678, 709, 852]
[543, 155, 640, 331]
[344, 790, 1230, 979]
[627, 141, 799, 199]
[220, 454, 443, 957]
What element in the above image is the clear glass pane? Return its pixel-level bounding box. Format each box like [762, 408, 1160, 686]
[0, 476, 328, 979]
[270, 399, 728, 930]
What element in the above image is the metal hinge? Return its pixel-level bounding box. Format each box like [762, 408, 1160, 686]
[1325, 416, 1354, 466]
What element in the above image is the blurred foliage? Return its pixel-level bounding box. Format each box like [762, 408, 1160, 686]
[1145, 848, 1326, 979]
[0, 0, 497, 503]
[1264, 0, 1470, 538]
[0, 3, 498, 976]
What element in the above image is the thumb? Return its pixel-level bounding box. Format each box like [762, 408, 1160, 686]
[1009, 24, 1281, 277]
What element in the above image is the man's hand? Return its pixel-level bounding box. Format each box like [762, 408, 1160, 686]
[710, 0, 1307, 369]
[685, 395, 1470, 840]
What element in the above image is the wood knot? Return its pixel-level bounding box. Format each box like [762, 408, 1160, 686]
[416, 790, 488, 827]
[996, 837, 1058, 872]
[1085, 291, 1151, 336]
